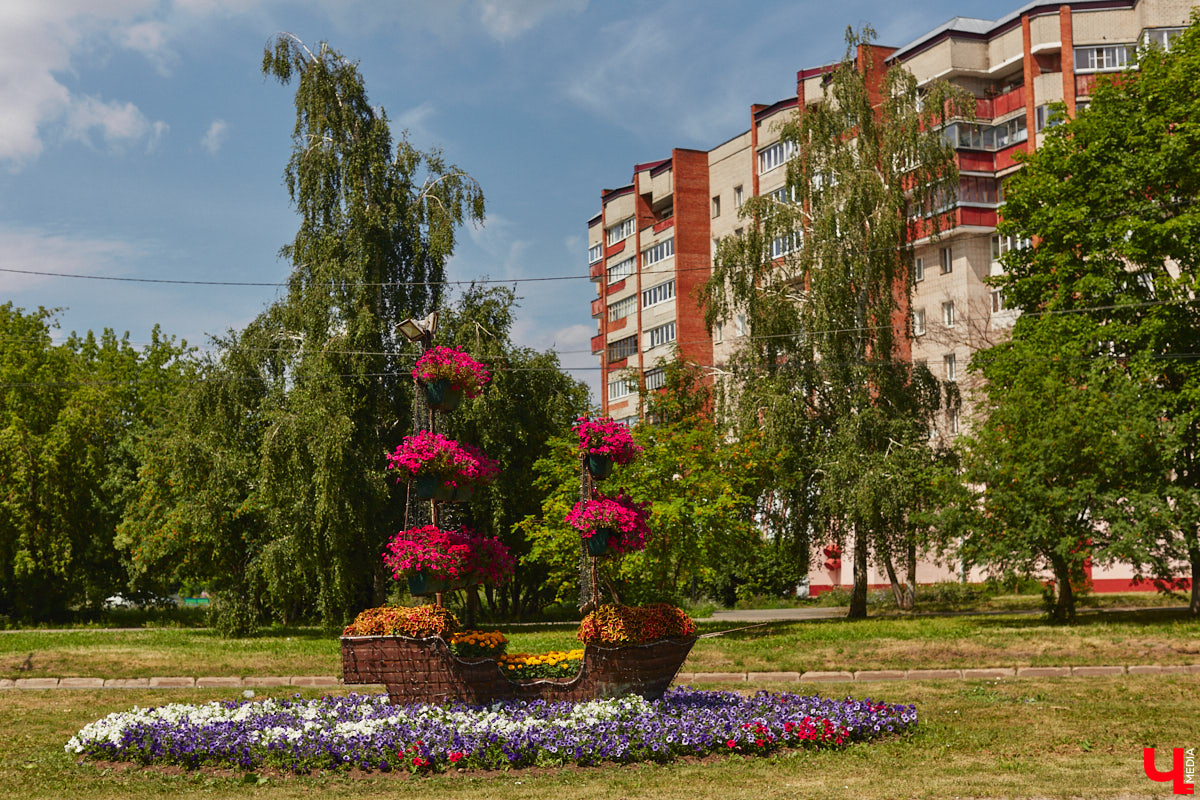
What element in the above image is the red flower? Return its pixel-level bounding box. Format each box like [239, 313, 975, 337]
[726, 739, 737, 748]
[448, 751, 465, 763]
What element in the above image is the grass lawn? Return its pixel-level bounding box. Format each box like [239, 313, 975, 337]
[6, 674, 1197, 799]
[3, 607, 1198, 679]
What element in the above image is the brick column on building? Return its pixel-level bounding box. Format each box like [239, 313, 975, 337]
[1022, 12, 1039, 154]
[1060, 5, 1076, 117]
[598, 196, 609, 413]
[671, 148, 715, 373]
[750, 104, 767, 198]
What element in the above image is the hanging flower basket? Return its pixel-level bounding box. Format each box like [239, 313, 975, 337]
[585, 453, 614, 481]
[585, 527, 613, 556]
[387, 432, 499, 501]
[573, 416, 641, 469]
[566, 492, 652, 555]
[424, 379, 465, 413]
[413, 346, 490, 408]
[414, 473, 455, 501]
[407, 569, 450, 596]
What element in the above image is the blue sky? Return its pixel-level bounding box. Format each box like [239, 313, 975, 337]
[0, 0, 1006, 399]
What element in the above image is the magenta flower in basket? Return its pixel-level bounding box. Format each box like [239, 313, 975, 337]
[565, 491, 652, 557]
[463, 529, 516, 586]
[383, 524, 473, 595]
[386, 432, 498, 501]
[573, 416, 641, 480]
[413, 346, 490, 412]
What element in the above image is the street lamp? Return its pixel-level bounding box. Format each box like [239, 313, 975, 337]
[396, 311, 438, 344]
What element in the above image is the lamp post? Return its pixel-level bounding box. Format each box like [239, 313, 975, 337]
[396, 311, 441, 601]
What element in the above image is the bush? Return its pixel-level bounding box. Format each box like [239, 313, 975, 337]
[577, 603, 696, 646]
[342, 604, 460, 638]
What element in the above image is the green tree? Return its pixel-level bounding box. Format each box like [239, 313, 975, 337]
[521, 357, 769, 608]
[993, 12, 1200, 613]
[957, 316, 1167, 622]
[703, 27, 971, 617]
[0, 304, 190, 623]
[119, 36, 485, 632]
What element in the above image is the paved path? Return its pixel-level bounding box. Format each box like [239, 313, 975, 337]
[3, 662, 1197, 691]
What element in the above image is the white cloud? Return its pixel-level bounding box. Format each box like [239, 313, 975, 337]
[201, 119, 229, 155]
[477, 0, 588, 41]
[0, 1, 168, 167]
[0, 224, 145, 293]
[394, 102, 437, 143]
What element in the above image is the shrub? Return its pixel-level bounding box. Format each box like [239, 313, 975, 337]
[577, 603, 697, 646]
[342, 604, 459, 638]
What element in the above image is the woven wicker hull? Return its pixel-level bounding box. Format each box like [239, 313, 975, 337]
[341, 635, 695, 706]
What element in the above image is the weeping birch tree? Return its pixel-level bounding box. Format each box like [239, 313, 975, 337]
[704, 26, 971, 617]
[120, 36, 484, 632]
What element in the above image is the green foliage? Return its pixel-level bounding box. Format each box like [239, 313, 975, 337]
[988, 11, 1200, 615]
[0, 304, 191, 623]
[957, 317, 1168, 622]
[118, 36, 486, 634]
[521, 357, 769, 608]
[703, 27, 971, 617]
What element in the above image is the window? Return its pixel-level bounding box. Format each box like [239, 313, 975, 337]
[948, 407, 960, 434]
[734, 186, 744, 209]
[1142, 27, 1184, 51]
[735, 313, 748, 337]
[912, 308, 926, 337]
[991, 288, 1006, 314]
[642, 279, 675, 308]
[944, 352, 957, 381]
[942, 301, 956, 328]
[769, 185, 798, 205]
[939, 247, 952, 274]
[646, 321, 677, 349]
[942, 117, 1027, 151]
[959, 176, 1001, 206]
[644, 368, 666, 392]
[770, 231, 802, 259]
[757, 140, 797, 174]
[712, 195, 721, 217]
[991, 234, 1031, 262]
[608, 376, 636, 400]
[608, 295, 636, 322]
[605, 217, 635, 246]
[607, 335, 637, 362]
[641, 238, 675, 267]
[914, 256, 925, 282]
[1035, 105, 1065, 132]
[1074, 44, 1135, 73]
[734, 227, 744, 238]
[714, 321, 724, 343]
[607, 256, 635, 284]
[588, 244, 602, 264]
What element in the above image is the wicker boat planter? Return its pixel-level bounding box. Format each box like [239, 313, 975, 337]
[341, 634, 695, 706]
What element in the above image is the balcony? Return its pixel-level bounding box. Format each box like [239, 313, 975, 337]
[589, 260, 605, 282]
[591, 333, 604, 355]
[590, 297, 605, 318]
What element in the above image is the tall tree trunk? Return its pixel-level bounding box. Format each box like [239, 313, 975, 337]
[906, 538, 918, 609]
[1188, 528, 1200, 616]
[848, 527, 869, 619]
[881, 551, 912, 610]
[1048, 554, 1076, 624]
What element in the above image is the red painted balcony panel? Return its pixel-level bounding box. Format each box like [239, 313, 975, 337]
[959, 206, 998, 228]
[606, 279, 627, 296]
[607, 357, 629, 370]
[605, 240, 626, 258]
[652, 217, 675, 234]
[995, 143, 1026, 171]
[958, 150, 995, 172]
[1076, 73, 1098, 98]
[590, 333, 605, 354]
[589, 261, 605, 281]
[992, 85, 1025, 117]
[590, 297, 604, 318]
[609, 316, 628, 332]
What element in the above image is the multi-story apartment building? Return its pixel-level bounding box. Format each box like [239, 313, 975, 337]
[585, 0, 1196, 591]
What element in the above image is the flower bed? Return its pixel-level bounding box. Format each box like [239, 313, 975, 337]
[67, 688, 917, 774]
